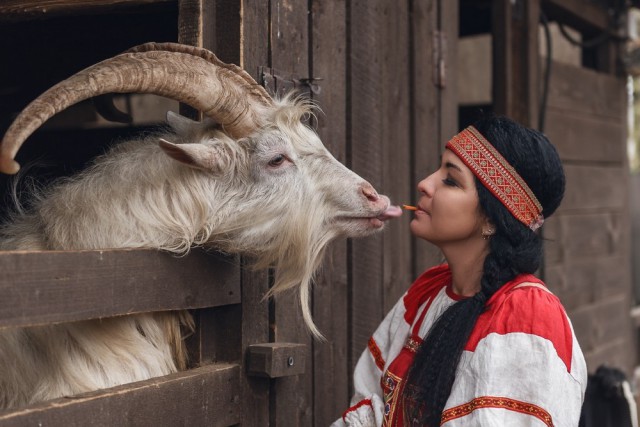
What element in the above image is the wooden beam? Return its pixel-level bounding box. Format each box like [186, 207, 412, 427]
[310, 0, 350, 423]
[349, 0, 385, 376]
[237, 0, 272, 424]
[0, 248, 240, 329]
[268, 0, 314, 424]
[0, 364, 241, 426]
[542, 0, 611, 33]
[178, 0, 206, 48]
[492, 0, 540, 127]
[0, 0, 174, 22]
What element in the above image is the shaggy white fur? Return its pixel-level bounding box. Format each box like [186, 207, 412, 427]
[0, 96, 396, 408]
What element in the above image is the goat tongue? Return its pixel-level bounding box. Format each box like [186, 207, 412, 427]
[377, 205, 402, 221]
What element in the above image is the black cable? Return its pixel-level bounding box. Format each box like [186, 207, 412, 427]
[557, 22, 611, 48]
[554, 1, 624, 50]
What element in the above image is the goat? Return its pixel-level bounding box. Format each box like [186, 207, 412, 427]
[0, 43, 402, 409]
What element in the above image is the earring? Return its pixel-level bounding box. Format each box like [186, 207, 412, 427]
[481, 229, 494, 240]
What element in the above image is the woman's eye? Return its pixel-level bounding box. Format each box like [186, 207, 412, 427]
[268, 154, 286, 167]
[442, 177, 458, 187]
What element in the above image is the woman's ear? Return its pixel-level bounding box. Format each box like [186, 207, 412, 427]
[481, 217, 496, 238]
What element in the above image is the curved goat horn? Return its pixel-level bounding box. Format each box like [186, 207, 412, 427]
[0, 42, 273, 174]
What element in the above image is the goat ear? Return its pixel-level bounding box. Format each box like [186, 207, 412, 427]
[158, 138, 222, 172]
[166, 111, 216, 136]
[166, 111, 199, 135]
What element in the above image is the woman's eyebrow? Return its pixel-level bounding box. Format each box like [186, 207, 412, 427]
[445, 161, 462, 172]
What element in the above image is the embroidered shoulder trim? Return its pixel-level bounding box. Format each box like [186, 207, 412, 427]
[441, 396, 554, 427]
[368, 337, 386, 371]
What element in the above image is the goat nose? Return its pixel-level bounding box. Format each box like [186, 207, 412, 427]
[361, 183, 379, 201]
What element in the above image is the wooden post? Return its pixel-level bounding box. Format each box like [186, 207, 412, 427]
[492, 0, 540, 127]
[348, 0, 386, 381]
[178, 1, 272, 424]
[267, 1, 313, 425]
[239, 1, 272, 424]
[379, 0, 414, 316]
[310, 0, 350, 424]
[439, 0, 459, 142]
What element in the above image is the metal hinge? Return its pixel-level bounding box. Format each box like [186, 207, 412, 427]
[259, 67, 322, 98]
[433, 30, 447, 88]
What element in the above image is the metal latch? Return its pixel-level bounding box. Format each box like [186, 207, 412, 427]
[259, 67, 322, 98]
[433, 30, 447, 88]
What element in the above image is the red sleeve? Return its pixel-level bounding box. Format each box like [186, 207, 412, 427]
[465, 286, 574, 372]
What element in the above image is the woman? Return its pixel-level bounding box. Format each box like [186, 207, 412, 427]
[334, 117, 587, 426]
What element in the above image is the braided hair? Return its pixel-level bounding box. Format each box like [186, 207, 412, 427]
[402, 116, 565, 425]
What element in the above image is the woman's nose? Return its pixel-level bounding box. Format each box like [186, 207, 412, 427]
[417, 173, 436, 197]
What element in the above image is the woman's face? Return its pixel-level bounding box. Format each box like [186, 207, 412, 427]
[410, 149, 488, 246]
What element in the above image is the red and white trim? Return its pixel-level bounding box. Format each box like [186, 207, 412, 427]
[342, 398, 373, 421]
[368, 337, 386, 372]
[441, 396, 554, 427]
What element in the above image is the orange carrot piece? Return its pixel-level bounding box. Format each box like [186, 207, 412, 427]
[402, 204, 418, 211]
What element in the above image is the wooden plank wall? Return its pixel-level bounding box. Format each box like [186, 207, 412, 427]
[7, 0, 637, 425]
[258, 1, 453, 425]
[222, 0, 451, 424]
[0, 0, 449, 425]
[491, 0, 636, 378]
[542, 60, 635, 374]
[267, 2, 314, 425]
[311, 0, 350, 422]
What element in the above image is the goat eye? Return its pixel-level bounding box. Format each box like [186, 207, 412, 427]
[268, 154, 287, 167]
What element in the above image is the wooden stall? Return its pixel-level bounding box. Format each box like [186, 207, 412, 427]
[538, 0, 635, 375]
[0, 0, 636, 425]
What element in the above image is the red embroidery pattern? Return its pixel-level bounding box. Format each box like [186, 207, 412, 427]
[381, 371, 404, 426]
[441, 396, 554, 427]
[368, 337, 386, 371]
[446, 126, 543, 230]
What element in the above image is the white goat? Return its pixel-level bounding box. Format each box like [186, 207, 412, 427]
[0, 43, 401, 409]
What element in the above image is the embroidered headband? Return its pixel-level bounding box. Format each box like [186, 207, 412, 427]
[445, 126, 544, 231]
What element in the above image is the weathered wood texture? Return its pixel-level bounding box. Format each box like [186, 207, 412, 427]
[237, 1, 272, 425]
[492, 0, 540, 127]
[0, 0, 447, 425]
[341, 0, 444, 418]
[348, 0, 386, 381]
[267, 1, 313, 425]
[379, 0, 413, 316]
[411, 0, 449, 276]
[310, 0, 350, 424]
[542, 0, 612, 32]
[3, 0, 635, 425]
[247, 343, 307, 378]
[0, 249, 239, 329]
[0, 364, 241, 427]
[0, 0, 174, 22]
[542, 57, 635, 374]
[492, 0, 635, 379]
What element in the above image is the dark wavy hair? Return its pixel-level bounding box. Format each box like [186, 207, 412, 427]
[402, 116, 566, 425]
